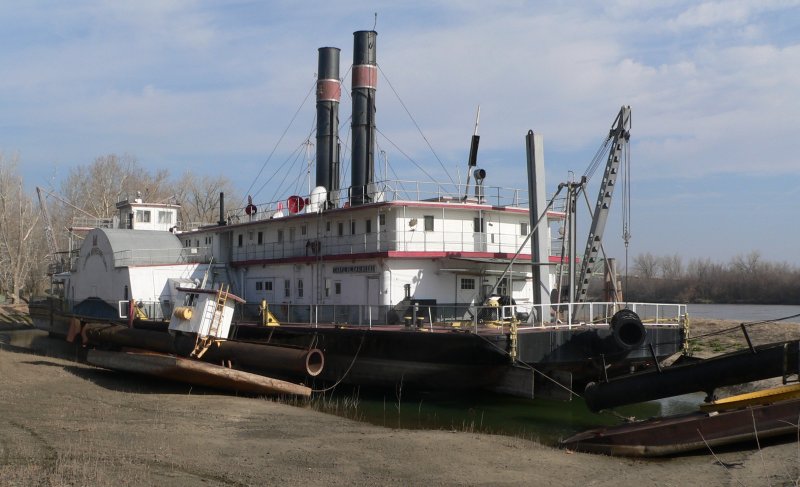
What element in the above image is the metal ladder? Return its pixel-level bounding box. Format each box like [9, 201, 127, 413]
[191, 284, 229, 359]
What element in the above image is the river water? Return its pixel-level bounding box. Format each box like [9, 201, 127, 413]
[13, 304, 799, 444]
[322, 304, 800, 443]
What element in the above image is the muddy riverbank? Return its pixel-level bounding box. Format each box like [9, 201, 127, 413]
[1, 311, 799, 486]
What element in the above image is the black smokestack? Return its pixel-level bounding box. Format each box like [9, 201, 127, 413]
[218, 192, 225, 226]
[315, 47, 341, 206]
[350, 30, 377, 205]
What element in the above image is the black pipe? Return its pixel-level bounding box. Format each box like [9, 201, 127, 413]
[315, 47, 341, 206]
[584, 340, 800, 412]
[82, 323, 324, 378]
[350, 30, 377, 205]
[218, 192, 226, 226]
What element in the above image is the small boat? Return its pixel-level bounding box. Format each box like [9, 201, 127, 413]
[700, 383, 800, 412]
[561, 397, 800, 457]
[87, 349, 312, 397]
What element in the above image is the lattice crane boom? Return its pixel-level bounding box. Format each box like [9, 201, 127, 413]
[575, 106, 631, 302]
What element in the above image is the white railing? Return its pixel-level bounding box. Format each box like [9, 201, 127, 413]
[232, 230, 533, 261]
[224, 179, 531, 223]
[113, 246, 213, 266]
[236, 301, 686, 332]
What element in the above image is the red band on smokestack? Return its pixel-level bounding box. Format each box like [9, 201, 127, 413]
[316, 79, 341, 102]
[352, 65, 377, 89]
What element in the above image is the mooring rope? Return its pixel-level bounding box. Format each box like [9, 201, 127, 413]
[472, 331, 583, 400]
[310, 333, 366, 394]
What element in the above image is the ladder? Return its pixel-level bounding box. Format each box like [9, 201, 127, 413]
[191, 284, 229, 359]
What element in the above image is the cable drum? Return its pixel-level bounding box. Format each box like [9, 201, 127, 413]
[610, 309, 646, 351]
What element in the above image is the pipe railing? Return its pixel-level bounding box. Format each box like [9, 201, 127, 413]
[231, 229, 533, 261]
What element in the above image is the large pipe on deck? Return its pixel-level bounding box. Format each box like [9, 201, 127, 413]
[584, 340, 800, 412]
[315, 47, 341, 205]
[350, 30, 377, 205]
[82, 323, 324, 378]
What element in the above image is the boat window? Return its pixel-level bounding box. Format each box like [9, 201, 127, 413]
[264, 281, 272, 291]
[257, 231, 263, 244]
[365, 219, 372, 234]
[237, 234, 243, 247]
[337, 222, 344, 236]
[135, 210, 151, 223]
[301, 225, 307, 236]
[284, 279, 291, 298]
[158, 211, 173, 224]
[379, 213, 386, 226]
[460, 278, 475, 290]
[424, 215, 434, 232]
[496, 278, 508, 296]
[520, 222, 528, 236]
[277, 230, 284, 243]
[297, 279, 304, 298]
[473, 217, 485, 233]
[256, 282, 263, 291]
[325, 279, 331, 297]
[326, 221, 331, 232]
[334, 282, 342, 295]
[350, 220, 356, 235]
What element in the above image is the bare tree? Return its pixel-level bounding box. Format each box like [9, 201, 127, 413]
[60, 154, 172, 220]
[173, 171, 238, 228]
[0, 154, 43, 303]
[633, 252, 659, 279]
[659, 254, 683, 279]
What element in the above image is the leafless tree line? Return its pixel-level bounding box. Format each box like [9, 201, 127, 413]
[624, 251, 800, 305]
[0, 152, 238, 303]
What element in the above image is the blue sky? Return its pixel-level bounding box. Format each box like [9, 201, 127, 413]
[2, 1, 799, 265]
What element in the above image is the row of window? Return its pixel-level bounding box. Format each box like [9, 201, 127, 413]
[135, 209, 174, 224]
[253, 279, 342, 298]
[236, 217, 529, 247]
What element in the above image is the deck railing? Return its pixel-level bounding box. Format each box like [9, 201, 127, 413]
[232, 229, 533, 261]
[43, 296, 686, 335]
[224, 179, 531, 224]
[235, 301, 686, 333]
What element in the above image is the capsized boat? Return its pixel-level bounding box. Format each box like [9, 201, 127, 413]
[562, 393, 800, 457]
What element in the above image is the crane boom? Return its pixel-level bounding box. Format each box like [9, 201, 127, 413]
[575, 106, 631, 302]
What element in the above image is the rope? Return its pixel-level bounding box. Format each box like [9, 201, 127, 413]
[242, 79, 317, 205]
[686, 313, 800, 342]
[310, 333, 366, 393]
[376, 64, 457, 188]
[473, 332, 583, 400]
[376, 127, 442, 184]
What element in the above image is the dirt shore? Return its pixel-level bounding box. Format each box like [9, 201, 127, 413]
[1, 312, 799, 486]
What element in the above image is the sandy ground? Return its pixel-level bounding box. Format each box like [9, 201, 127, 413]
[1, 309, 799, 486]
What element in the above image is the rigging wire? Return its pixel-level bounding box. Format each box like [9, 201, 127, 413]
[376, 127, 441, 184]
[253, 139, 307, 204]
[376, 64, 457, 188]
[241, 79, 317, 206]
